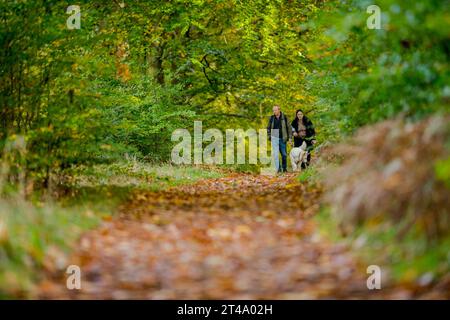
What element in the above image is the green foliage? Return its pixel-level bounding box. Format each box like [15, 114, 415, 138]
[1, 0, 449, 296]
[0, 0, 325, 182]
[306, 0, 450, 136]
[97, 79, 195, 162]
[435, 156, 450, 188]
[297, 166, 320, 183]
[1, 0, 448, 180]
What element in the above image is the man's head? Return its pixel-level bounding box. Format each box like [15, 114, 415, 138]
[273, 105, 281, 117]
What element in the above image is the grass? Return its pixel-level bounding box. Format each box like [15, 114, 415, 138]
[62, 161, 222, 189]
[0, 161, 223, 298]
[57, 161, 223, 207]
[297, 166, 321, 184]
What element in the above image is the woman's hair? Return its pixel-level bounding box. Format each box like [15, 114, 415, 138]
[292, 109, 309, 127]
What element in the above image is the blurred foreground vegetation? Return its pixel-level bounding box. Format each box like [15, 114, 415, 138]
[0, 160, 221, 297]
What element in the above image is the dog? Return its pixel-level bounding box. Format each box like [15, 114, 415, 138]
[290, 141, 308, 171]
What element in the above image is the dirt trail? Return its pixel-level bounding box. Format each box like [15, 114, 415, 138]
[39, 173, 397, 299]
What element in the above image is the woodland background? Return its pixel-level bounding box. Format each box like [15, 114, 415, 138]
[0, 0, 449, 298]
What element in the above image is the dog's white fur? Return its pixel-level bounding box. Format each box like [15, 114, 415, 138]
[290, 141, 308, 171]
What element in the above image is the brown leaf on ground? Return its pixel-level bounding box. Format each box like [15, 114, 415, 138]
[38, 173, 449, 299]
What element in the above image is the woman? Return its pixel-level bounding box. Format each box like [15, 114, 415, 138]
[291, 109, 316, 168]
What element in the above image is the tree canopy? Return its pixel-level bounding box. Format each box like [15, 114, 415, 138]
[1, 0, 448, 180]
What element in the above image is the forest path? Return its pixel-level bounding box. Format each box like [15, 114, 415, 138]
[39, 173, 390, 299]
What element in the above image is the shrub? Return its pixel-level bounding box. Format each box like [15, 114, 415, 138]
[324, 115, 450, 240]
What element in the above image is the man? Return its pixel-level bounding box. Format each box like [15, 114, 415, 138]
[267, 105, 292, 173]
